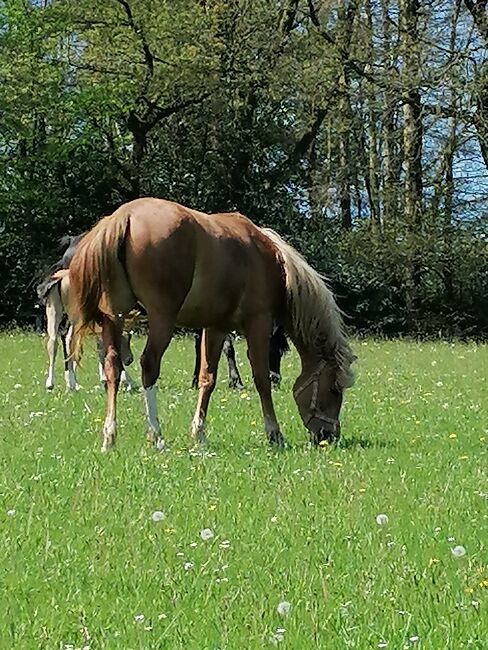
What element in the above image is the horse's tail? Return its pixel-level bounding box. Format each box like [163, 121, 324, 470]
[69, 208, 130, 361]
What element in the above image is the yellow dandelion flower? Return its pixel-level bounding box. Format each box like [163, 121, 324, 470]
[479, 579, 488, 589]
[429, 558, 440, 566]
[465, 587, 474, 594]
[208, 504, 217, 511]
[319, 440, 329, 447]
[480, 437, 486, 443]
[459, 456, 469, 460]
[449, 433, 457, 439]
[240, 392, 249, 399]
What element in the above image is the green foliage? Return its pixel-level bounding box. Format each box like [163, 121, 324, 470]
[0, 0, 487, 334]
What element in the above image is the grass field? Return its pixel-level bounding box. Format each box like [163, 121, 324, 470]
[0, 333, 487, 649]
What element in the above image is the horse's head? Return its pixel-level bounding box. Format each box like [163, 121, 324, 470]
[121, 330, 134, 366]
[293, 357, 352, 445]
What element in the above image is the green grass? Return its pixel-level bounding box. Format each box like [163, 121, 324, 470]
[0, 333, 487, 649]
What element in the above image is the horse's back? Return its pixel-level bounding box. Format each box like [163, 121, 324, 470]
[122, 198, 284, 329]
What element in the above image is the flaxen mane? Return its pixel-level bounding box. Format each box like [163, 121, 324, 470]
[261, 228, 355, 389]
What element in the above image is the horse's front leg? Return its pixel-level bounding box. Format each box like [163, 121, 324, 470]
[100, 316, 123, 452]
[245, 316, 285, 447]
[223, 336, 244, 390]
[191, 328, 226, 446]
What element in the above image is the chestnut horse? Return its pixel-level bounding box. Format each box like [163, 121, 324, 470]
[69, 198, 355, 452]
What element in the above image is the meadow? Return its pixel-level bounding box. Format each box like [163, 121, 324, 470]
[0, 333, 487, 649]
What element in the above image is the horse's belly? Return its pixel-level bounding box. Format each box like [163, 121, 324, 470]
[177, 269, 241, 329]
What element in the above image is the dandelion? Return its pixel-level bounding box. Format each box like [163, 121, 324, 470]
[151, 511, 165, 522]
[134, 614, 145, 624]
[277, 601, 291, 616]
[7, 509, 16, 517]
[200, 528, 214, 541]
[479, 579, 488, 588]
[376, 513, 389, 526]
[271, 516, 278, 523]
[451, 545, 466, 558]
[449, 433, 457, 439]
[208, 504, 217, 511]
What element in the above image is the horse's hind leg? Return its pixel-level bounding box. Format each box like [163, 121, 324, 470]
[140, 317, 175, 449]
[269, 325, 288, 387]
[191, 330, 202, 389]
[45, 292, 63, 390]
[97, 337, 107, 386]
[223, 335, 244, 390]
[191, 328, 226, 446]
[245, 316, 285, 447]
[100, 316, 123, 452]
[64, 324, 78, 391]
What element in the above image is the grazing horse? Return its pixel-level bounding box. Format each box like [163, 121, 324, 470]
[37, 269, 135, 390]
[69, 198, 356, 452]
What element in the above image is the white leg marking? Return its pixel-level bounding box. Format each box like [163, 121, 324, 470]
[143, 385, 164, 449]
[99, 362, 107, 383]
[121, 369, 135, 392]
[65, 368, 78, 391]
[102, 416, 117, 453]
[191, 414, 207, 445]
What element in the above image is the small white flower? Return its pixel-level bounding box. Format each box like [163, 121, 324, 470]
[134, 613, 145, 623]
[451, 545, 466, 558]
[447, 536, 455, 542]
[184, 562, 194, 571]
[200, 528, 214, 541]
[189, 542, 198, 548]
[409, 636, 419, 644]
[277, 601, 291, 616]
[271, 516, 278, 523]
[376, 513, 389, 526]
[219, 540, 231, 549]
[270, 633, 285, 645]
[151, 510, 165, 522]
[7, 509, 16, 517]
[378, 643, 388, 649]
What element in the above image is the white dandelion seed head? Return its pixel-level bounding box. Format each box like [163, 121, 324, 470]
[151, 510, 165, 522]
[376, 513, 389, 526]
[200, 528, 214, 541]
[7, 509, 16, 517]
[451, 545, 466, 558]
[134, 613, 145, 623]
[277, 601, 291, 616]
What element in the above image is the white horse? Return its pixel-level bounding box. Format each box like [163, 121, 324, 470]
[40, 270, 135, 391]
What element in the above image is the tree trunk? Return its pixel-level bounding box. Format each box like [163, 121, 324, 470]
[400, 0, 423, 318]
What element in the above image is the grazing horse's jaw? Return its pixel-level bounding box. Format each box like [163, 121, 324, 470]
[293, 359, 343, 445]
